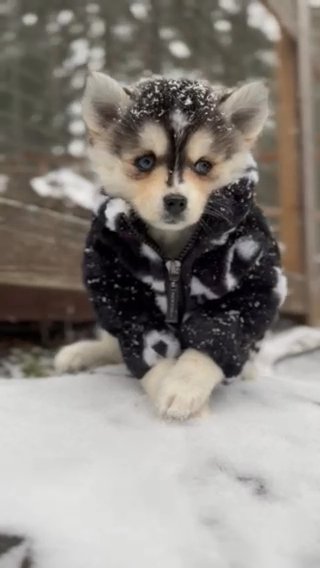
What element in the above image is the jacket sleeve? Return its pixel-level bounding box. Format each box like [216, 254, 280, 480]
[83, 228, 180, 379]
[180, 236, 286, 379]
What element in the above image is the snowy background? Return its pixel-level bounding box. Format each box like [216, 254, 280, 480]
[1, 333, 320, 568]
[1, 2, 320, 565]
[1, 0, 286, 210]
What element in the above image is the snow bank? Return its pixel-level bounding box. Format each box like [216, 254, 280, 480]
[1, 350, 320, 567]
[0, 174, 9, 194]
[30, 168, 100, 211]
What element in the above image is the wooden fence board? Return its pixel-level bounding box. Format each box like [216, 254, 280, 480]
[0, 197, 88, 291]
[276, 30, 303, 276]
[0, 284, 93, 322]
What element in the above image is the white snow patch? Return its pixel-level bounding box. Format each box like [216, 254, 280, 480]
[170, 109, 189, 133]
[89, 18, 105, 37]
[246, 168, 259, 184]
[46, 21, 59, 34]
[51, 145, 64, 156]
[211, 230, 233, 246]
[219, 0, 239, 13]
[57, 9, 74, 26]
[0, 174, 9, 193]
[143, 330, 180, 367]
[155, 294, 168, 314]
[104, 198, 129, 231]
[88, 46, 105, 69]
[68, 139, 86, 157]
[71, 71, 86, 90]
[260, 326, 320, 365]
[247, 1, 280, 42]
[112, 23, 133, 40]
[141, 276, 165, 293]
[214, 19, 231, 32]
[1, 334, 320, 567]
[273, 267, 288, 306]
[22, 13, 38, 26]
[130, 2, 148, 20]
[141, 244, 161, 263]
[30, 169, 99, 211]
[225, 272, 237, 291]
[68, 119, 85, 136]
[243, 153, 259, 183]
[257, 49, 277, 67]
[190, 276, 218, 300]
[68, 101, 82, 116]
[225, 245, 238, 291]
[168, 40, 191, 59]
[235, 237, 260, 261]
[88, 46, 105, 71]
[86, 3, 100, 14]
[159, 27, 176, 40]
[64, 38, 89, 69]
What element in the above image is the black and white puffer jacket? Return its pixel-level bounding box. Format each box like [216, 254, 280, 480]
[83, 174, 286, 380]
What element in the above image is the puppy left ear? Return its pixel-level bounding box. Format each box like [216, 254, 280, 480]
[219, 81, 269, 144]
[82, 71, 131, 134]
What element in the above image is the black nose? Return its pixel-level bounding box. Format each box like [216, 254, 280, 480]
[163, 194, 187, 216]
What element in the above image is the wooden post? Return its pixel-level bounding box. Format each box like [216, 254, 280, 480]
[296, 0, 319, 325]
[265, 0, 319, 322]
[276, 30, 302, 274]
[276, 27, 305, 314]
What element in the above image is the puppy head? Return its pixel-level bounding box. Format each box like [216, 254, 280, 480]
[82, 73, 268, 230]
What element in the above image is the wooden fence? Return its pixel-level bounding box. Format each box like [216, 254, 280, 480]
[0, 0, 319, 326]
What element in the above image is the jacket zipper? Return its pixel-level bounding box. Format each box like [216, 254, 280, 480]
[165, 260, 182, 324]
[127, 216, 201, 325]
[164, 227, 202, 324]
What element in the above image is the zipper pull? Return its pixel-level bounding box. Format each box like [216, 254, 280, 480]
[165, 260, 181, 324]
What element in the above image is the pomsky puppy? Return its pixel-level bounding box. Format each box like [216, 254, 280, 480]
[55, 73, 287, 420]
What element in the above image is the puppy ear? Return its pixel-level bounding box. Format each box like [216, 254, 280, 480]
[219, 81, 269, 144]
[82, 72, 131, 133]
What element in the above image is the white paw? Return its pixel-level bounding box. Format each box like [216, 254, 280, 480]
[54, 336, 121, 374]
[156, 350, 223, 421]
[157, 373, 210, 420]
[241, 351, 273, 381]
[141, 359, 176, 400]
[54, 342, 95, 373]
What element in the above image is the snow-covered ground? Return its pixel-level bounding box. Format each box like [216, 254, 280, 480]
[0, 347, 320, 567]
[30, 169, 101, 211]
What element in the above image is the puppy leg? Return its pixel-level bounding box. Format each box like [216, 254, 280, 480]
[141, 359, 176, 402]
[156, 349, 223, 420]
[54, 330, 122, 373]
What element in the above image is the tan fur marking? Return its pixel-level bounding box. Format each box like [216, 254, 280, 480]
[186, 128, 215, 163]
[130, 166, 168, 222]
[185, 128, 235, 171]
[182, 169, 215, 195]
[139, 122, 168, 156]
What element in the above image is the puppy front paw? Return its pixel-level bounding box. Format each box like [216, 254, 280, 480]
[54, 342, 95, 373]
[156, 349, 223, 421]
[141, 359, 176, 400]
[157, 371, 210, 420]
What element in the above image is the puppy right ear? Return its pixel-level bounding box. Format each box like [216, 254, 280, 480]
[219, 81, 269, 145]
[82, 72, 131, 133]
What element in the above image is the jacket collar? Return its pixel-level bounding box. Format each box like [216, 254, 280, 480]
[96, 168, 257, 262]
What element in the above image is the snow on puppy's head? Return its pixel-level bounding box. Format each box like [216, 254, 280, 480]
[82, 73, 268, 231]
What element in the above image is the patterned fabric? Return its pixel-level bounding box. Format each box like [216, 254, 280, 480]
[83, 173, 286, 379]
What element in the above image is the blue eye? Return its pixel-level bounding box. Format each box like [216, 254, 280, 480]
[193, 159, 212, 176]
[135, 154, 156, 172]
